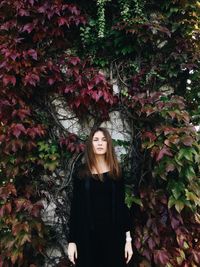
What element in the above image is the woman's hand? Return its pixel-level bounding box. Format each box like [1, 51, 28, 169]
[125, 241, 133, 264]
[67, 242, 78, 265]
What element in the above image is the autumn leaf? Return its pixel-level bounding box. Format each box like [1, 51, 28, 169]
[3, 75, 16, 86]
[154, 249, 170, 265]
[10, 123, 26, 138]
[156, 146, 173, 161]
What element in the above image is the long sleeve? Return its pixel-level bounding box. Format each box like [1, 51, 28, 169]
[119, 176, 132, 232]
[68, 172, 80, 243]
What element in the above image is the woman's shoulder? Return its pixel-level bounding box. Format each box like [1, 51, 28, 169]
[73, 163, 88, 180]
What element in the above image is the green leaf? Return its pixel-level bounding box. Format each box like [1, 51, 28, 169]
[44, 161, 59, 171]
[168, 196, 176, 209]
[184, 166, 196, 180]
[183, 241, 189, 249]
[185, 190, 200, 206]
[168, 196, 185, 212]
[130, 196, 143, 207]
[178, 148, 195, 161]
[175, 200, 185, 213]
[172, 187, 181, 200]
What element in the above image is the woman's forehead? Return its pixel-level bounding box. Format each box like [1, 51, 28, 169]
[93, 131, 106, 138]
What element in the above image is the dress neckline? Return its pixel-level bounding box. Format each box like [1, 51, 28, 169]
[92, 171, 109, 175]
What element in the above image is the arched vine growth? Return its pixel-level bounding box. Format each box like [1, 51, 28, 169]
[0, 0, 200, 266]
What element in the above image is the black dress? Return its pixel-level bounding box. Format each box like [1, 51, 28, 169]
[68, 168, 132, 267]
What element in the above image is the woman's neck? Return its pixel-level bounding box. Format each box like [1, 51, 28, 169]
[92, 155, 110, 174]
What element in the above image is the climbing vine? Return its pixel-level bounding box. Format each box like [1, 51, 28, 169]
[0, 0, 200, 266]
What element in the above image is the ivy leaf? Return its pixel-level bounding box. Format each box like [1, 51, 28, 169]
[191, 250, 200, 264]
[170, 215, 181, 230]
[68, 56, 81, 66]
[154, 249, 170, 265]
[24, 73, 40, 86]
[44, 161, 59, 171]
[156, 146, 173, 161]
[11, 249, 19, 264]
[181, 136, 193, 146]
[11, 123, 26, 138]
[166, 163, 175, 172]
[27, 49, 38, 60]
[58, 17, 70, 27]
[184, 166, 196, 180]
[168, 195, 176, 209]
[22, 23, 34, 33]
[185, 190, 200, 206]
[175, 200, 185, 213]
[3, 75, 16, 86]
[143, 131, 157, 141]
[20, 234, 31, 245]
[178, 148, 197, 161]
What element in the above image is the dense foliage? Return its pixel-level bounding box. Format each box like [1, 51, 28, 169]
[0, 0, 199, 266]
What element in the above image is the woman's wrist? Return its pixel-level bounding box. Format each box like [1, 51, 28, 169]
[126, 237, 132, 242]
[125, 231, 132, 242]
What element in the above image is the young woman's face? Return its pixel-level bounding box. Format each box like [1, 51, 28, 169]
[92, 131, 107, 155]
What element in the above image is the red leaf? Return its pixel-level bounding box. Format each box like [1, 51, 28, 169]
[15, 199, 27, 212]
[154, 249, 170, 265]
[30, 201, 43, 217]
[64, 85, 75, 93]
[74, 99, 81, 108]
[93, 74, 105, 84]
[24, 73, 40, 86]
[142, 249, 151, 260]
[171, 216, 180, 230]
[156, 146, 173, 161]
[37, 5, 47, 13]
[78, 143, 85, 152]
[181, 136, 193, 146]
[167, 135, 179, 144]
[92, 91, 102, 102]
[12, 222, 30, 236]
[10, 139, 23, 152]
[58, 17, 70, 27]
[147, 237, 156, 250]
[12, 108, 31, 120]
[28, 0, 34, 6]
[10, 51, 20, 61]
[143, 131, 157, 141]
[0, 206, 5, 217]
[191, 250, 200, 264]
[166, 163, 175, 172]
[0, 183, 17, 200]
[27, 49, 38, 60]
[48, 78, 55, 85]
[68, 57, 81, 66]
[103, 91, 110, 103]
[134, 237, 141, 250]
[18, 9, 30, 16]
[22, 23, 34, 33]
[67, 4, 80, 15]
[5, 202, 12, 214]
[3, 75, 16, 86]
[11, 123, 26, 138]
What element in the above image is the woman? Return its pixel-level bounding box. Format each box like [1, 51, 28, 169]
[67, 127, 133, 267]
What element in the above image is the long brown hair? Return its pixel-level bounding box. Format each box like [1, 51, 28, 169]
[84, 127, 121, 180]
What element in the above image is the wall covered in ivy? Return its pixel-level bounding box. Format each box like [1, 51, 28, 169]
[0, 1, 200, 266]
